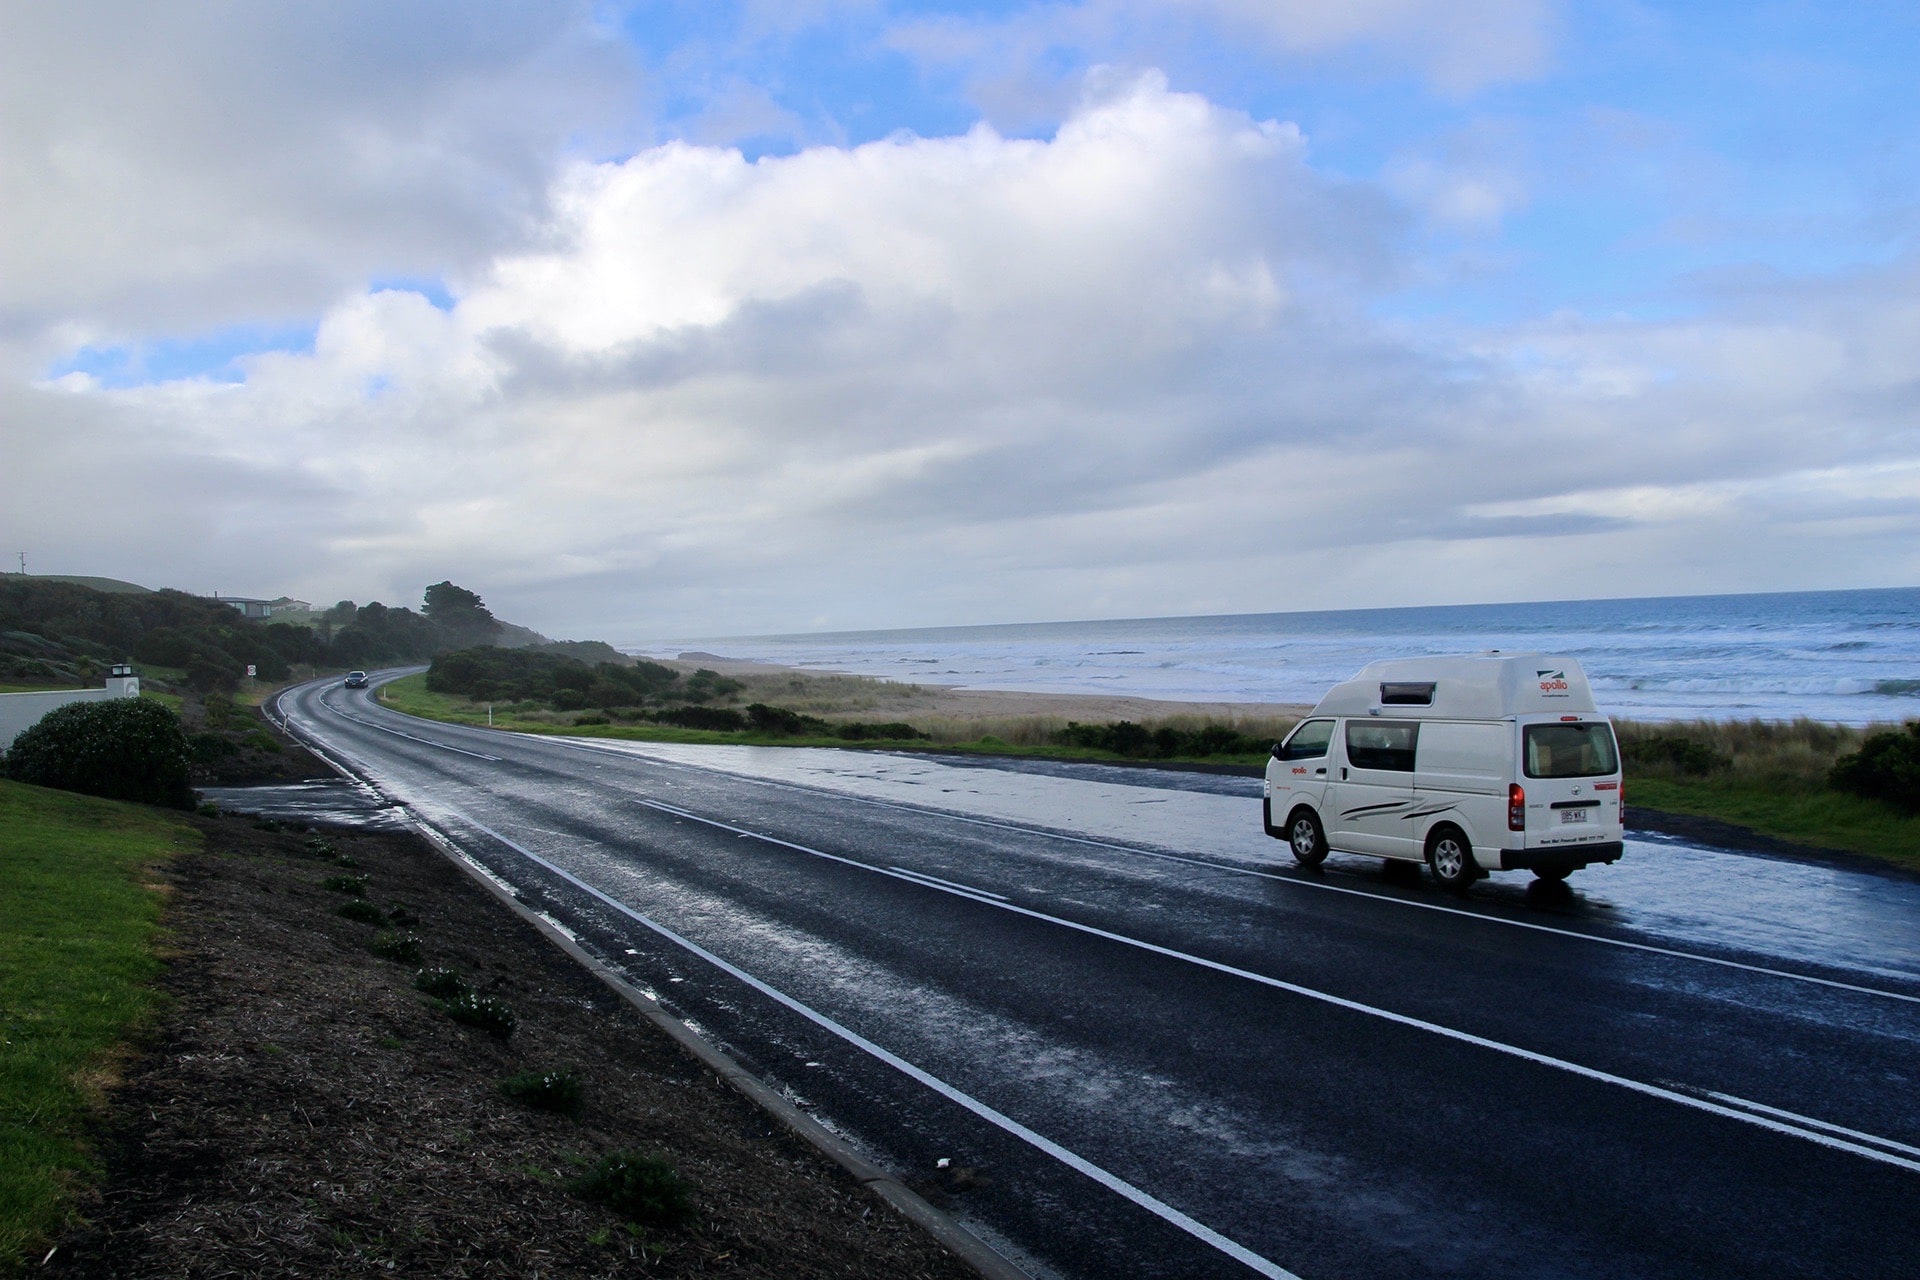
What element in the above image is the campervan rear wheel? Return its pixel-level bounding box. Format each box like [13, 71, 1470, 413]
[1427, 826, 1475, 893]
[1287, 809, 1328, 868]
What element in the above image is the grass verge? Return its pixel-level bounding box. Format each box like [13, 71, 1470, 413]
[0, 780, 193, 1272]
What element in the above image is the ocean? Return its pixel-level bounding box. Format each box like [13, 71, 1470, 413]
[643, 588, 1920, 725]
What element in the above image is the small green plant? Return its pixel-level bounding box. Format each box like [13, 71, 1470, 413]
[305, 836, 336, 857]
[332, 853, 360, 869]
[414, 967, 469, 1000]
[500, 1069, 585, 1117]
[567, 1150, 694, 1227]
[441, 990, 516, 1039]
[198, 801, 220, 817]
[386, 902, 420, 926]
[335, 899, 386, 925]
[254, 817, 284, 832]
[369, 931, 423, 964]
[321, 873, 368, 896]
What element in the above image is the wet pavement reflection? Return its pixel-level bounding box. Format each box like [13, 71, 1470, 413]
[197, 778, 412, 831]
[579, 739, 1920, 985]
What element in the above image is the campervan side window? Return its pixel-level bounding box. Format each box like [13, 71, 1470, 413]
[1523, 723, 1620, 779]
[1277, 719, 1334, 761]
[1345, 721, 1418, 772]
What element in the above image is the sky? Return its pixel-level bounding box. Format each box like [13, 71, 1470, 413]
[3, 1, 1917, 643]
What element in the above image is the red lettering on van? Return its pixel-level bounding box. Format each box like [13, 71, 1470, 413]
[1539, 678, 1569, 692]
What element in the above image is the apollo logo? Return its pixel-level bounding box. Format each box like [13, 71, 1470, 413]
[1537, 668, 1569, 693]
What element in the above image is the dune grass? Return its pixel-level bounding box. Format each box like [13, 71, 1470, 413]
[0, 781, 192, 1272]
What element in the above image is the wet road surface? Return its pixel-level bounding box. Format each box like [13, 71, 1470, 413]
[268, 673, 1920, 1279]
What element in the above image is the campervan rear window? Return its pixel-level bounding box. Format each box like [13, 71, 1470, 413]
[1523, 723, 1619, 779]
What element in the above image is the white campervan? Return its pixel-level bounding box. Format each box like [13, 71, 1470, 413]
[1262, 653, 1624, 891]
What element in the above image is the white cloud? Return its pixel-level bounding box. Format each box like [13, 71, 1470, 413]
[0, 2, 641, 360]
[6, 52, 1918, 637]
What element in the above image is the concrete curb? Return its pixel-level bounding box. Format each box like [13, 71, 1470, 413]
[265, 684, 1034, 1280]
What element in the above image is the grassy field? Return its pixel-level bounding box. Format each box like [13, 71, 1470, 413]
[0, 781, 194, 1272]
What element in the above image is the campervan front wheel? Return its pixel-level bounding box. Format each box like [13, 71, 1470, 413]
[1427, 826, 1475, 893]
[1287, 809, 1328, 868]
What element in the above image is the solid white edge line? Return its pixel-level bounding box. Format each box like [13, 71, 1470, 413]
[455, 813, 1303, 1280]
[629, 799, 1920, 1179]
[562, 738, 1920, 1005]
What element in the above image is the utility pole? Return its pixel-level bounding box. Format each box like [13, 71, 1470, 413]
[16, 552, 24, 575]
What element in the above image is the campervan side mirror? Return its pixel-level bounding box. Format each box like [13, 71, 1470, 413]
[1270, 741, 1284, 759]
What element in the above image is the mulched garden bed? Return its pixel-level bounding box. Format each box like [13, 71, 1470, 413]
[43, 813, 981, 1279]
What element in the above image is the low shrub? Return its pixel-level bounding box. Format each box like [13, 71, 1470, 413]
[1050, 720, 1267, 759]
[657, 705, 747, 732]
[834, 721, 926, 741]
[304, 836, 336, 858]
[370, 931, 423, 964]
[1829, 722, 1920, 813]
[321, 873, 368, 896]
[335, 900, 386, 925]
[500, 1068, 585, 1117]
[1623, 733, 1729, 777]
[568, 1151, 694, 1227]
[441, 990, 515, 1039]
[188, 730, 238, 762]
[413, 967, 469, 1000]
[746, 703, 829, 735]
[3, 697, 196, 809]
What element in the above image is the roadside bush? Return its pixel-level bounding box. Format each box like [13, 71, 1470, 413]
[189, 730, 239, 763]
[500, 1068, 585, 1117]
[745, 703, 830, 735]
[414, 967, 469, 1000]
[370, 931, 424, 964]
[834, 721, 926, 741]
[3, 697, 195, 809]
[657, 705, 748, 731]
[335, 900, 386, 925]
[1829, 722, 1920, 813]
[321, 873, 368, 896]
[441, 990, 516, 1039]
[568, 1151, 694, 1227]
[1049, 720, 1267, 759]
[1623, 733, 1729, 777]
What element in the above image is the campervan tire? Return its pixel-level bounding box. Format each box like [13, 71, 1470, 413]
[1427, 826, 1475, 894]
[1287, 809, 1328, 868]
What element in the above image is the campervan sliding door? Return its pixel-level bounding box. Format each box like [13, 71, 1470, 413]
[1329, 719, 1419, 857]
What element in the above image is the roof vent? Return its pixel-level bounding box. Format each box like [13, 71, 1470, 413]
[1379, 681, 1436, 706]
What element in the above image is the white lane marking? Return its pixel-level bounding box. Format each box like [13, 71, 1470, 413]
[452, 812, 1301, 1280]
[562, 743, 1920, 1006]
[1692, 1089, 1920, 1160]
[636, 799, 1920, 1178]
[890, 867, 1011, 901]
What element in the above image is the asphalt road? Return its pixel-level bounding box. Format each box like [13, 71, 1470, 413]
[272, 673, 1920, 1280]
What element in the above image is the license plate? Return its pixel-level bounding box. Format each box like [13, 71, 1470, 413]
[1561, 808, 1589, 824]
